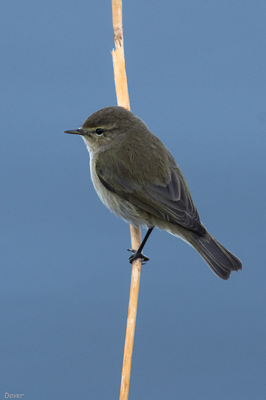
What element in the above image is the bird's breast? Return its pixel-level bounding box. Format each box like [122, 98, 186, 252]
[89, 156, 152, 228]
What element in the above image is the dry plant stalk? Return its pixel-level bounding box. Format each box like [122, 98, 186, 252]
[111, 1, 142, 399]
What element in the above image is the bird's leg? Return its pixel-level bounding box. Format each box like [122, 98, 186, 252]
[127, 227, 154, 264]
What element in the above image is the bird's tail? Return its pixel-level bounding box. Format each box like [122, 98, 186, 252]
[187, 230, 242, 280]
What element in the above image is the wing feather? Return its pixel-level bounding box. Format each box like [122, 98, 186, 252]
[96, 153, 206, 235]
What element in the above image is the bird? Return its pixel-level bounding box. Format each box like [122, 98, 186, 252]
[65, 106, 242, 280]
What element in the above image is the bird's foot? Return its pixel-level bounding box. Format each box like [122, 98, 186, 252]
[127, 249, 150, 264]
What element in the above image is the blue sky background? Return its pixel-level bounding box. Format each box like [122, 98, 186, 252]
[1, 1, 266, 399]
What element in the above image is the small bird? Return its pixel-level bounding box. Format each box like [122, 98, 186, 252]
[65, 106, 242, 280]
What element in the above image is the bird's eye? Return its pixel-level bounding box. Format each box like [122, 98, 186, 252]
[95, 128, 104, 136]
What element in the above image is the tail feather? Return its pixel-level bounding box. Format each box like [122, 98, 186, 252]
[189, 231, 242, 280]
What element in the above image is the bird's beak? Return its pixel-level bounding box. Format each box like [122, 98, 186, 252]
[64, 128, 84, 135]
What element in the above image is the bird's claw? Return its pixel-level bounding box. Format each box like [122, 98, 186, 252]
[127, 249, 150, 264]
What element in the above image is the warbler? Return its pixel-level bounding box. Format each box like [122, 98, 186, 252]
[65, 106, 242, 279]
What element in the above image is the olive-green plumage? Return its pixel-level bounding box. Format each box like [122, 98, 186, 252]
[65, 106, 242, 280]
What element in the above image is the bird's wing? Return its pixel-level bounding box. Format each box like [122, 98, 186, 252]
[96, 154, 206, 235]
